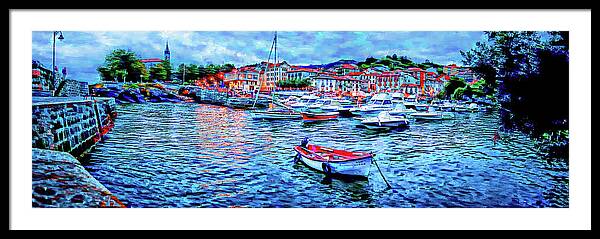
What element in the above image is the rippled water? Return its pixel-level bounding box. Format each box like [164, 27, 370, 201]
[83, 103, 569, 208]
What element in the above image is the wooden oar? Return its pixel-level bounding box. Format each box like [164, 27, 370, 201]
[372, 158, 392, 189]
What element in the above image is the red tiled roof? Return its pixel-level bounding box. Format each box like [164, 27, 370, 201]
[347, 72, 364, 76]
[340, 64, 358, 69]
[401, 83, 419, 87]
[407, 67, 424, 71]
[288, 68, 318, 73]
[140, 58, 163, 63]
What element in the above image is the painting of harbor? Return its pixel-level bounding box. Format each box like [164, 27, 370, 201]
[30, 31, 570, 208]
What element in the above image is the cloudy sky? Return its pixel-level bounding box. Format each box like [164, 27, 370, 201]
[32, 31, 486, 83]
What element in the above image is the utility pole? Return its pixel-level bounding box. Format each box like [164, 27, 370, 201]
[183, 63, 186, 84]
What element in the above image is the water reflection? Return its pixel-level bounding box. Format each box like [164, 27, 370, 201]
[84, 103, 568, 208]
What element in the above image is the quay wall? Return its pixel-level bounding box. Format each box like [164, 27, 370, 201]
[32, 97, 116, 158]
[31, 97, 123, 208]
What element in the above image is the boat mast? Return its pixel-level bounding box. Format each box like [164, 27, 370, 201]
[253, 31, 277, 108]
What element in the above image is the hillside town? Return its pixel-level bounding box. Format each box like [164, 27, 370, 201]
[32, 39, 480, 102]
[222, 60, 478, 99]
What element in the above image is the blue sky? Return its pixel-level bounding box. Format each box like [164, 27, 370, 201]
[32, 31, 486, 83]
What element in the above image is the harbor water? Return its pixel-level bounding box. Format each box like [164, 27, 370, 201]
[83, 102, 569, 208]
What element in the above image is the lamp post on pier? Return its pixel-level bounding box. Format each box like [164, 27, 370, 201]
[52, 31, 65, 96]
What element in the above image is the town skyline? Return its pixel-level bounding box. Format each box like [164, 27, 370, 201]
[32, 31, 486, 83]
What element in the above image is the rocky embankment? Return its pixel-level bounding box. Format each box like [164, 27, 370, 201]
[32, 148, 125, 208]
[92, 83, 192, 104]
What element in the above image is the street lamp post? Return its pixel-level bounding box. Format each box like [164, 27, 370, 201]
[52, 31, 64, 95]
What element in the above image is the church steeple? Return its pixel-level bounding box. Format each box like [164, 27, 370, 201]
[164, 40, 171, 61]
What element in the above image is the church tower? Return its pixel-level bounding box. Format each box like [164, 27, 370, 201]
[164, 40, 171, 61]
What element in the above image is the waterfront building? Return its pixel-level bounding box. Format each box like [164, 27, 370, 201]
[287, 67, 318, 81]
[455, 69, 478, 84]
[313, 74, 362, 93]
[258, 61, 291, 92]
[32, 60, 53, 92]
[224, 67, 261, 93]
[443, 64, 460, 76]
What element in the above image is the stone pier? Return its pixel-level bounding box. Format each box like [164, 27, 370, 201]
[32, 97, 117, 158]
[31, 97, 123, 207]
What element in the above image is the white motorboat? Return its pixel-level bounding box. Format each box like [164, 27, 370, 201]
[290, 95, 319, 110]
[360, 111, 409, 129]
[337, 99, 359, 117]
[308, 98, 341, 112]
[391, 92, 404, 105]
[389, 103, 417, 117]
[355, 93, 394, 116]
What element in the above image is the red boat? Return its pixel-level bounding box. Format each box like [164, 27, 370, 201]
[300, 111, 339, 122]
[293, 139, 374, 177]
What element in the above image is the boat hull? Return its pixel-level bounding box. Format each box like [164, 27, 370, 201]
[412, 112, 455, 120]
[361, 119, 409, 129]
[301, 112, 339, 122]
[250, 111, 302, 120]
[294, 148, 372, 178]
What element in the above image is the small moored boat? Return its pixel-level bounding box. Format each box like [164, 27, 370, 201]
[412, 107, 455, 120]
[250, 109, 301, 120]
[300, 111, 339, 122]
[293, 138, 374, 177]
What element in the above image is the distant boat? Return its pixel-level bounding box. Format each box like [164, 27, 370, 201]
[439, 101, 455, 112]
[290, 94, 319, 110]
[360, 111, 409, 129]
[452, 103, 469, 112]
[403, 95, 417, 109]
[391, 92, 404, 105]
[412, 107, 455, 120]
[307, 98, 341, 112]
[467, 103, 479, 112]
[300, 110, 339, 122]
[250, 109, 301, 120]
[389, 102, 417, 117]
[414, 103, 430, 112]
[293, 138, 374, 177]
[337, 99, 359, 117]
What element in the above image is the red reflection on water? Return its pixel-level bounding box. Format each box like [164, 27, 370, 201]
[193, 105, 253, 166]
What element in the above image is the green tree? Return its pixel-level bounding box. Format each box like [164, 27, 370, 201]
[97, 49, 148, 83]
[460, 31, 569, 137]
[149, 62, 169, 81]
[442, 76, 466, 99]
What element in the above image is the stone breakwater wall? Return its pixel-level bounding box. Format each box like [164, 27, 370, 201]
[182, 88, 269, 109]
[31, 97, 124, 208]
[32, 148, 125, 208]
[32, 97, 117, 158]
